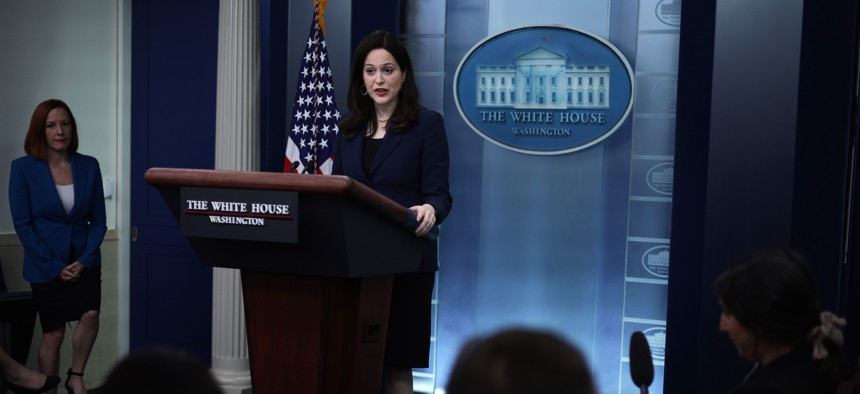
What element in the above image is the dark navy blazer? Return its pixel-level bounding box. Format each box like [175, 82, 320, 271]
[9, 153, 107, 283]
[333, 109, 453, 272]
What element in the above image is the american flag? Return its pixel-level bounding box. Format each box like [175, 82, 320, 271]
[284, 2, 340, 174]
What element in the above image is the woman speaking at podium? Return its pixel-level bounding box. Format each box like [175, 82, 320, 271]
[334, 30, 453, 394]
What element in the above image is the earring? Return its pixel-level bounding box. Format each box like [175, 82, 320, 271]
[360, 85, 368, 96]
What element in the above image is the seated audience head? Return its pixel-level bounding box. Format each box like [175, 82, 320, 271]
[446, 327, 596, 394]
[713, 249, 848, 391]
[98, 347, 222, 394]
[713, 249, 820, 362]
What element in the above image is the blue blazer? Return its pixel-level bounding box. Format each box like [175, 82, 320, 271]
[9, 153, 107, 283]
[333, 109, 453, 272]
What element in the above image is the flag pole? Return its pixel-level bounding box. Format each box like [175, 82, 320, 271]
[308, 0, 323, 173]
[316, 0, 327, 36]
[284, 0, 340, 174]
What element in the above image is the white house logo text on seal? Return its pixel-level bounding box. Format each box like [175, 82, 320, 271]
[454, 25, 634, 155]
[656, 0, 682, 27]
[646, 162, 674, 195]
[642, 245, 670, 278]
[643, 327, 667, 360]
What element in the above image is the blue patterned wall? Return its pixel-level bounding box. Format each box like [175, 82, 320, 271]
[403, 0, 684, 393]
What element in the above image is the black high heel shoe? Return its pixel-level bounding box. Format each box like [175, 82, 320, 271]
[64, 369, 84, 394]
[6, 374, 61, 394]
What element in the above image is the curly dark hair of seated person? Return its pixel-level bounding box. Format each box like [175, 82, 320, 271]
[713, 249, 849, 391]
[98, 347, 222, 394]
[713, 249, 820, 345]
[446, 328, 597, 394]
[340, 30, 423, 139]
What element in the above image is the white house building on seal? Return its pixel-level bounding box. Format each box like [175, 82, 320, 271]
[475, 46, 610, 110]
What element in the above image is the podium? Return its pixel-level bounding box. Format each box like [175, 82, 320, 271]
[145, 168, 428, 393]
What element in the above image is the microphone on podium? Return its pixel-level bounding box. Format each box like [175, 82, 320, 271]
[629, 331, 654, 394]
[286, 161, 300, 173]
[303, 160, 316, 174]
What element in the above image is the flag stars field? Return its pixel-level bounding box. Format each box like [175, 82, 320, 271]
[284, 6, 340, 175]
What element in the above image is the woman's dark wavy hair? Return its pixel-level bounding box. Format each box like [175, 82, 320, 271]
[714, 249, 820, 345]
[714, 249, 848, 391]
[24, 99, 79, 160]
[340, 30, 422, 139]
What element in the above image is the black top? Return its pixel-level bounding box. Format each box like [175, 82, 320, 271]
[730, 344, 826, 394]
[362, 137, 383, 177]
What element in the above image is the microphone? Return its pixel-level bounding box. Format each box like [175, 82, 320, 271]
[303, 160, 316, 174]
[286, 161, 300, 173]
[629, 331, 654, 394]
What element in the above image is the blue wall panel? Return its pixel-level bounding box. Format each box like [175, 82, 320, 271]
[434, 1, 679, 392]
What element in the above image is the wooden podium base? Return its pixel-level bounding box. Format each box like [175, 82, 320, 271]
[241, 271, 392, 393]
[144, 169, 423, 393]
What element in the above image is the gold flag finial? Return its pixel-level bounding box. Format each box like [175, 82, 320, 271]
[316, 0, 328, 35]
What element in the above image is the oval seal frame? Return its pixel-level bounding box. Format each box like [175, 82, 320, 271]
[454, 25, 634, 155]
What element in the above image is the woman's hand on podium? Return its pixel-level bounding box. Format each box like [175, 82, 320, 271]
[410, 204, 436, 236]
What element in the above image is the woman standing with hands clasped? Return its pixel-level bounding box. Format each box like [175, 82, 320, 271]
[333, 30, 453, 394]
[8, 99, 107, 394]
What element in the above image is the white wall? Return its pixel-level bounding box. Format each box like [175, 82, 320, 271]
[0, 0, 131, 386]
[0, 0, 128, 233]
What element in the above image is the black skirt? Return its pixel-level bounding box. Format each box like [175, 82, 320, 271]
[384, 271, 435, 368]
[30, 267, 101, 332]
